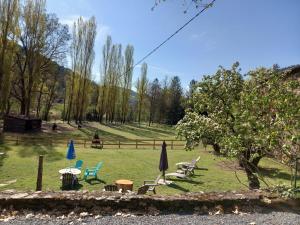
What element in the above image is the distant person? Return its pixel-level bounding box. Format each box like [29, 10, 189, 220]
[52, 123, 57, 131]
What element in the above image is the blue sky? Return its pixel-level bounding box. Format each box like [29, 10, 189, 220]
[46, 0, 300, 89]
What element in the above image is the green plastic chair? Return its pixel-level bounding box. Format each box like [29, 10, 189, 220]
[83, 162, 103, 181]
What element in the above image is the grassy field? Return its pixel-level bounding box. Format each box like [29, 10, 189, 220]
[0, 122, 293, 195]
[3, 121, 177, 142]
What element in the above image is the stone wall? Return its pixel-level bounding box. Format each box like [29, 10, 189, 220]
[0, 190, 298, 215]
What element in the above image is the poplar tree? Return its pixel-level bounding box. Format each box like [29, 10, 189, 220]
[66, 16, 96, 123]
[120, 45, 134, 123]
[97, 36, 112, 123]
[136, 63, 148, 124]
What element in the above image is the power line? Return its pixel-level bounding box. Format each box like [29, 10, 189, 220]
[133, 0, 216, 68]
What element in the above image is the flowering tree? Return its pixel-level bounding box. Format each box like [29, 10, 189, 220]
[177, 63, 300, 189]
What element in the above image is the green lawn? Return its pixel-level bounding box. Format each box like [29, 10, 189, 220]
[0, 144, 292, 195]
[0, 122, 293, 195]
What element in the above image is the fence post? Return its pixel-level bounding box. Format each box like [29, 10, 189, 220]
[153, 140, 155, 150]
[136, 140, 138, 149]
[16, 136, 19, 145]
[118, 140, 120, 149]
[171, 140, 174, 150]
[36, 155, 44, 191]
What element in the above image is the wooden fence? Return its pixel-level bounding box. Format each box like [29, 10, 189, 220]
[3, 136, 186, 150]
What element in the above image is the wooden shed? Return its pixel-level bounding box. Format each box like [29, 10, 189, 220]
[3, 115, 42, 133]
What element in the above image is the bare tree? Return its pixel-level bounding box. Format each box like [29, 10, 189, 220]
[13, 0, 47, 116]
[35, 14, 70, 118]
[0, 0, 19, 115]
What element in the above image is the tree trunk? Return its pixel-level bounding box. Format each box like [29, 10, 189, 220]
[212, 143, 221, 154]
[20, 98, 26, 115]
[36, 81, 45, 118]
[240, 151, 262, 190]
[5, 99, 11, 115]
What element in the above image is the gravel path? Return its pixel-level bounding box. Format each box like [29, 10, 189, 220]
[0, 212, 299, 225]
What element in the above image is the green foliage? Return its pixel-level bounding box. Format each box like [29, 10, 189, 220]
[269, 184, 296, 199]
[136, 63, 148, 124]
[177, 63, 300, 188]
[166, 76, 185, 125]
[177, 62, 243, 151]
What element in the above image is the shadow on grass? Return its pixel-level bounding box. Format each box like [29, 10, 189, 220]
[84, 178, 106, 185]
[195, 167, 209, 171]
[110, 125, 159, 139]
[192, 174, 204, 177]
[80, 124, 129, 141]
[258, 167, 291, 181]
[129, 125, 175, 136]
[0, 142, 12, 167]
[109, 124, 175, 139]
[17, 144, 64, 162]
[167, 183, 190, 192]
[60, 183, 83, 191]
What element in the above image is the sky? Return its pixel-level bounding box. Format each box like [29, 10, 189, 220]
[46, 0, 300, 89]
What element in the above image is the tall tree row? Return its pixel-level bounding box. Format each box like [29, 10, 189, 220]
[146, 76, 185, 125]
[0, 0, 186, 125]
[65, 16, 96, 123]
[97, 36, 134, 123]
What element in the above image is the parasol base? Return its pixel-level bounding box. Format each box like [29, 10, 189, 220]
[158, 179, 173, 185]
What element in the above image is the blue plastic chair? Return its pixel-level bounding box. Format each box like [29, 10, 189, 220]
[73, 160, 83, 170]
[83, 162, 103, 181]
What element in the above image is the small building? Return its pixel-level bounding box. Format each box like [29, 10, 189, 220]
[3, 115, 42, 133]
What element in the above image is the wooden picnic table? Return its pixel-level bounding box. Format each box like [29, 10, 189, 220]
[115, 179, 133, 192]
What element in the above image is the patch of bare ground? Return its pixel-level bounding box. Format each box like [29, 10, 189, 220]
[41, 122, 77, 134]
[216, 160, 243, 171]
